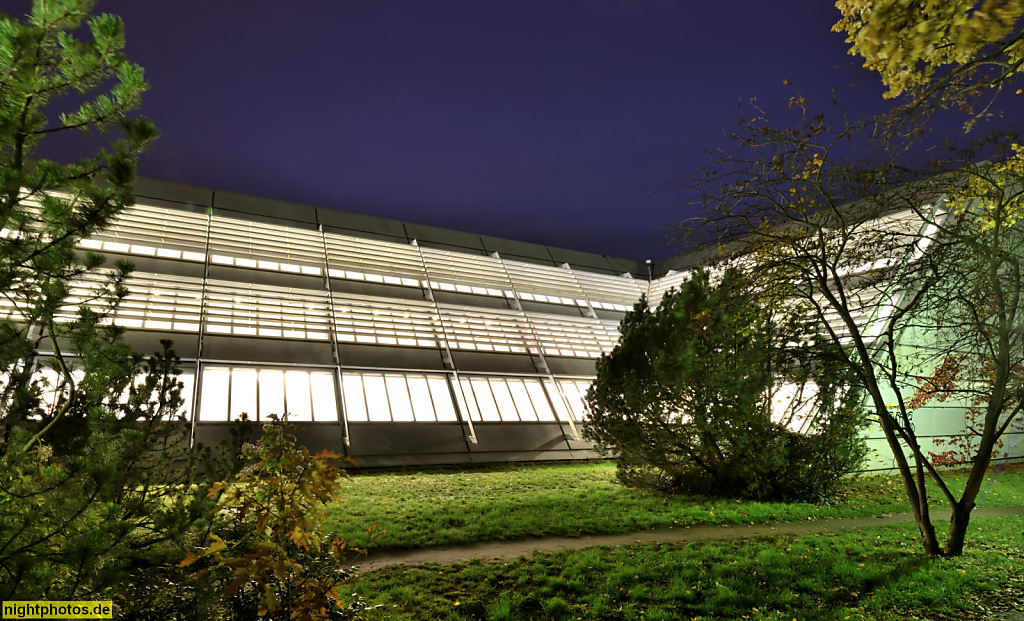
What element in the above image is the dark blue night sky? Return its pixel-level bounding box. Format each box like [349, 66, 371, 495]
[3, 1, 906, 260]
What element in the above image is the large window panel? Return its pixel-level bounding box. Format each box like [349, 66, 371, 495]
[543, 379, 573, 422]
[457, 378, 481, 422]
[34, 368, 85, 418]
[258, 370, 285, 420]
[198, 368, 230, 421]
[525, 380, 557, 421]
[428, 377, 459, 422]
[284, 371, 313, 421]
[341, 372, 460, 423]
[229, 368, 258, 421]
[362, 375, 391, 422]
[488, 379, 521, 421]
[198, 367, 336, 423]
[311, 373, 339, 421]
[406, 376, 435, 422]
[469, 378, 501, 422]
[506, 379, 538, 421]
[385, 375, 415, 422]
[557, 380, 592, 421]
[342, 374, 368, 422]
[177, 370, 196, 421]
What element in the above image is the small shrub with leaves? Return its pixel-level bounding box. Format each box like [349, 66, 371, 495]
[183, 415, 377, 621]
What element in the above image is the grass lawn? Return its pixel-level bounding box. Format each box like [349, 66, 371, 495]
[338, 514, 1024, 620]
[324, 460, 1024, 551]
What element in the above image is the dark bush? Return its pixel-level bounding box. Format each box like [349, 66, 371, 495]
[584, 266, 867, 501]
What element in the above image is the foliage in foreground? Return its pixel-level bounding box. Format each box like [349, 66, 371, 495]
[584, 267, 867, 502]
[0, 0, 215, 602]
[339, 515, 1024, 621]
[125, 418, 377, 621]
[833, 0, 1024, 109]
[0, 344, 223, 600]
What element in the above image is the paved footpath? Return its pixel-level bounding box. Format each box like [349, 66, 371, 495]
[352, 506, 1024, 573]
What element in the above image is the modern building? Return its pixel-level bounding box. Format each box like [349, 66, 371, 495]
[63, 178, 656, 466]
[42, 178, 1022, 470]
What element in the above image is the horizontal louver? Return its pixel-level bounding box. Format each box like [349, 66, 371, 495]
[420, 247, 512, 296]
[203, 279, 331, 339]
[208, 216, 324, 275]
[524, 312, 618, 358]
[437, 304, 535, 353]
[332, 294, 442, 347]
[502, 259, 586, 306]
[324, 232, 426, 285]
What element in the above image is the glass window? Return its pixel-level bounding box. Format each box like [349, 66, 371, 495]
[558, 380, 592, 421]
[429, 376, 458, 422]
[488, 379, 520, 421]
[259, 370, 285, 420]
[507, 379, 538, 421]
[285, 371, 313, 421]
[385, 375, 415, 422]
[525, 379, 557, 421]
[342, 374, 367, 422]
[362, 375, 391, 422]
[310, 373, 338, 421]
[230, 368, 258, 421]
[407, 376, 436, 422]
[542, 379, 572, 422]
[458, 378, 481, 422]
[470, 378, 501, 422]
[177, 369, 196, 421]
[198, 368, 230, 421]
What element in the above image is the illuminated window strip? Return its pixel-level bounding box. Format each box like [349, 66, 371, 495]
[197, 366, 338, 422]
[341, 371, 458, 422]
[79, 237, 209, 263]
[456, 376, 560, 422]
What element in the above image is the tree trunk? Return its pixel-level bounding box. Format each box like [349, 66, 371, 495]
[914, 502, 942, 555]
[944, 502, 974, 556]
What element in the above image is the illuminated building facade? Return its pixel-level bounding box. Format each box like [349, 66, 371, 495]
[46, 178, 1021, 469]
[72, 178, 656, 466]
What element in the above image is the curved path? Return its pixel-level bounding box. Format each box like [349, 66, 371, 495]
[352, 505, 1024, 573]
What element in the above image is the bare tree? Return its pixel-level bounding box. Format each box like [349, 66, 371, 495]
[678, 97, 1023, 556]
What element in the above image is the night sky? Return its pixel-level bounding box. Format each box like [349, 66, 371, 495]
[4, 1, 908, 260]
